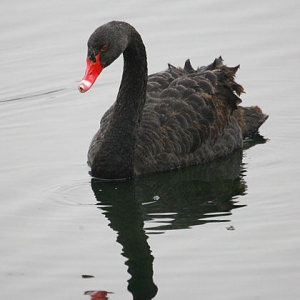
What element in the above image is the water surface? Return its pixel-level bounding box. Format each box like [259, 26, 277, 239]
[1, 0, 300, 299]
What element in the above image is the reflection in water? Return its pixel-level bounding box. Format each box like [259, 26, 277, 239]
[135, 151, 247, 232]
[90, 135, 267, 300]
[91, 178, 158, 300]
[84, 290, 109, 300]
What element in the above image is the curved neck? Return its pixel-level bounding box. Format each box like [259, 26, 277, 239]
[92, 29, 147, 180]
[114, 30, 148, 127]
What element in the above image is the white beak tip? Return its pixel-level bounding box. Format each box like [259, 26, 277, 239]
[78, 80, 92, 93]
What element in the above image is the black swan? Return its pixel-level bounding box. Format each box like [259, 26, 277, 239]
[78, 21, 268, 180]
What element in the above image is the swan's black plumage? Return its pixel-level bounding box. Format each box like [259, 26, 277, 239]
[80, 21, 268, 180]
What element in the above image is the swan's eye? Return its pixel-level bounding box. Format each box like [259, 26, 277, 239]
[101, 45, 108, 52]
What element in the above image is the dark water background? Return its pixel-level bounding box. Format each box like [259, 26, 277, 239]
[1, 0, 300, 299]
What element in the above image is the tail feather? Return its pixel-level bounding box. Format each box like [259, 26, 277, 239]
[233, 106, 269, 138]
[170, 57, 268, 138]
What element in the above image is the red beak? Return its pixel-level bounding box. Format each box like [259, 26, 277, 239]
[78, 53, 103, 93]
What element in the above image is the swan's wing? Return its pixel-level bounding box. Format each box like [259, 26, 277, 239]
[135, 59, 245, 175]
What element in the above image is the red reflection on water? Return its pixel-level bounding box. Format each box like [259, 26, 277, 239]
[84, 290, 109, 300]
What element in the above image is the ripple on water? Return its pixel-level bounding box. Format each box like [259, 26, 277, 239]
[45, 178, 96, 207]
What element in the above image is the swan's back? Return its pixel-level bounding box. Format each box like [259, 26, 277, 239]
[134, 57, 267, 176]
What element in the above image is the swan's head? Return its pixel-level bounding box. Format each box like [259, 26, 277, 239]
[78, 21, 130, 93]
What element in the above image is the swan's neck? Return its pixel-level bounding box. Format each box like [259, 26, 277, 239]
[115, 34, 148, 127]
[90, 31, 147, 180]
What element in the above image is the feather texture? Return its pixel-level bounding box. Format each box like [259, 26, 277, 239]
[79, 21, 268, 180]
